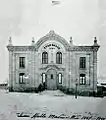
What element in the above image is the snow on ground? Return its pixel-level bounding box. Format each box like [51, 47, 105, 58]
[0, 89, 106, 120]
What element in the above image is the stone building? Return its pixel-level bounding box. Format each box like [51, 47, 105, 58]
[7, 30, 100, 92]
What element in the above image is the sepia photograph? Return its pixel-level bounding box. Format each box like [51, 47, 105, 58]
[0, 0, 106, 120]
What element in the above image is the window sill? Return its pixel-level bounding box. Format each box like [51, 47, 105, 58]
[79, 68, 86, 70]
[19, 67, 25, 69]
[59, 83, 62, 84]
[19, 83, 25, 84]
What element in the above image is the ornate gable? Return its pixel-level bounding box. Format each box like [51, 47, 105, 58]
[35, 30, 70, 51]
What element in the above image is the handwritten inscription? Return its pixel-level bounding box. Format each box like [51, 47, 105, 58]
[16, 112, 106, 120]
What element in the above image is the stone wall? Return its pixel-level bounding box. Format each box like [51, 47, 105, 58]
[7, 48, 99, 92]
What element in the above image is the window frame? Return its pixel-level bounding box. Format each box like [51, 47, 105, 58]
[58, 73, 62, 84]
[79, 57, 86, 69]
[56, 52, 62, 64]
[19, 73, 25, 84]
[42, 73, 46, 83]
[19, 57, 25, 69]
[42, 52, 48, 64]
[79, 74, 86, 85]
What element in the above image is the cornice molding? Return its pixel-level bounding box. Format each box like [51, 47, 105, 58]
[7, 45, 100, 52]
[7, 46, 37, 51]
[68, 45, 100, 52]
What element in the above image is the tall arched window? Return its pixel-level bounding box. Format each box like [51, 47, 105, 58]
[56, 52, 62, 64]
[42, 73, 46, 83]
[58, 73, 62, 84]
[42, 52, 48, 64]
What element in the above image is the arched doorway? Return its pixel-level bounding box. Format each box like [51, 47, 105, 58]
[46, 69, 57, 90]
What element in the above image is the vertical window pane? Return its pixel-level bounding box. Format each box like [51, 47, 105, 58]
[80, 77, 82, 84]
[20, 76, 22, 83]
[56, 52, 62, 64]
[42, 52, 48, 64]
[59, 53, 62, 64]
[80, 57, 86, 69]
[19, 73, 25, 84]
[19, 57, 25, 68]
[58, 73, 62, 84]
[42, 73, 46, 83]
[79, 74, 86, 85]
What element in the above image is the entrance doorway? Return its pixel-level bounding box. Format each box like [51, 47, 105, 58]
[46, 69, 57, 90]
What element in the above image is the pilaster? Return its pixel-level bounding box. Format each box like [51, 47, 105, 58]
[12, 53, 16, 87]
[93, 50, 97, 91]
[9, 51, 13, 88]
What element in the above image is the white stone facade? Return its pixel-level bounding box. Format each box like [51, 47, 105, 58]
[7, 31, 100, 92]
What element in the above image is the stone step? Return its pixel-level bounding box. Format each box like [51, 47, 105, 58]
[40, 90, 65, 96]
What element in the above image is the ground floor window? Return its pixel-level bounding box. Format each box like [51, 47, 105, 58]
[19, 73, 25, 84]
[42, 73, 46, 83]
[58, 73, 62, 84]
[79, 74, 86, 85]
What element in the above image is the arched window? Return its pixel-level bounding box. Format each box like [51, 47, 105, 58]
[42, 73, 46, 83]
[56, 52, 62, 64]
[58, 73, 62, 84]
[42, 52, 48, 64]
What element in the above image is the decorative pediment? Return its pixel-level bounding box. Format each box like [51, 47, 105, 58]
[35, 30, 70, 51]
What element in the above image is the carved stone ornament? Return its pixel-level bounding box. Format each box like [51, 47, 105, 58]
[8, 37, 12, 46]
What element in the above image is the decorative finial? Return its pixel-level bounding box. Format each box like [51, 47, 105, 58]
[32, 37, 35, 45]
[93, 37, 98, 46]
[70, 37, 73, 45]
[94, 37, 97, 42]
[32, 37, 35, 42]
[49, 30, 55, 34]
[8, 37, 12, 46]
[52, 1, 60, 6]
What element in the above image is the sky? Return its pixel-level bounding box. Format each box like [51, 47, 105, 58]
[0, 0, 105, 82]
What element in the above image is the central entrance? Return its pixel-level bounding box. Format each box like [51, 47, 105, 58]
[46, 69, 57, 90]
